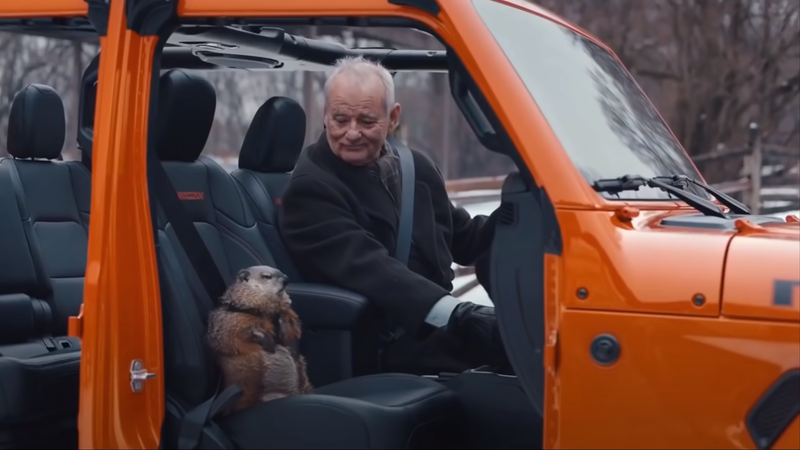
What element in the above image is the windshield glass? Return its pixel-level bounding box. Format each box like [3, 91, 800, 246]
[472, 0, 707, 199]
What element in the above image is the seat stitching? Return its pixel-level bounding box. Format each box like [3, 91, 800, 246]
[201, 156, 252, 225]
[216, 223, 269, 266]
[5, 160, 30, 220]
[199, 160, 239, 278]
[66, 163, 91, 233]
[391, 387, 447, 407]
[234, 171, 274, 222]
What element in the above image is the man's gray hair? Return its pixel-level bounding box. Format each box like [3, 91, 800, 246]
[323, 56, 396, 114]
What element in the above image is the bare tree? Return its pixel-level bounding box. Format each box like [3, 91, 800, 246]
[540, 0, 800, 182]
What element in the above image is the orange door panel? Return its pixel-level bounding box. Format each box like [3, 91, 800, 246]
[551, 309, 800, 449]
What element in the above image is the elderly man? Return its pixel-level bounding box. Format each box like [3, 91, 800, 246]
[279, 56, 504, 375]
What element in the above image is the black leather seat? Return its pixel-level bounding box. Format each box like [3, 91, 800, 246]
[231, 96, 306, 281]
[221, 373, 462, 449]
[0, 84, 85, 446]
[155, 70, 462, 449]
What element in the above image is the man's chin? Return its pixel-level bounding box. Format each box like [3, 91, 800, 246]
[339, 148, 371, 166]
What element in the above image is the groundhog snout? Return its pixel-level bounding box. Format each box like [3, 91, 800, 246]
[237, 267, 289, 289]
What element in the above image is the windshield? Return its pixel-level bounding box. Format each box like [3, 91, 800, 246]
[472, 0, 707, 200]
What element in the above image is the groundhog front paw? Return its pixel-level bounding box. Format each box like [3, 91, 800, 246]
[250, 329, 276, 353]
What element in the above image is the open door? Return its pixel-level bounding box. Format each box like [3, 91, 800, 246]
[446, 48, 562, 446]
[490, 172, 560, 415]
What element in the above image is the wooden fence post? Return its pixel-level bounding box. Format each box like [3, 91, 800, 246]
[747, 122, 763, 214]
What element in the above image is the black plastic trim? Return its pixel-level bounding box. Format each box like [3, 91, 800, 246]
[660, 213, 784, 231]
[84, 0, 109, 36]
[746, 369, 800, 449]
[168, 26, 448, 72]
[126, 0, 179, 36]
[77, 53, 100, 162]
[388, 0, 440, 16]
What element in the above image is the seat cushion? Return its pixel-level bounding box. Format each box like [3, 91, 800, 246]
[0, 350, 81, 426]
[221, 373, 463, 449]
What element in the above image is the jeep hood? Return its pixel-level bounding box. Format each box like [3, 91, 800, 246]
[659, 212, 799, 323]
[721, 218, 800, 323]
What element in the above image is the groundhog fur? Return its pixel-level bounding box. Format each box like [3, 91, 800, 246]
[207, 265, 312, 414]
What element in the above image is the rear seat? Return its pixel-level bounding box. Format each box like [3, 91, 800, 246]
[0, 84, 85, 444]
[231, 96, 306, 281]
[155, 69, 463, 448]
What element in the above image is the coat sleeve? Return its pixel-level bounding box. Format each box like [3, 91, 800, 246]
[423, 150, 497, 268]
[279, 174, 450, 337]
[450, 202, 498, 267]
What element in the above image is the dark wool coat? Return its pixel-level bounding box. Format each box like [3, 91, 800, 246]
[279, 134, 497, 374]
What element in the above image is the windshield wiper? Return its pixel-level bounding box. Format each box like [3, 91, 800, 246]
[592, 175, 727, 218]
[651, 175, 751, 215]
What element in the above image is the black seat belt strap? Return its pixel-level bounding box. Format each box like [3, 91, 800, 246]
[378, 137, 416, 350]
[388, 137, 415, 265]
[147, 152, 228, 305]
[177, 382, 242, 450]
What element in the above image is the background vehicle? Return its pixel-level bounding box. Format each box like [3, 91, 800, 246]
[0, 0, 798, 449]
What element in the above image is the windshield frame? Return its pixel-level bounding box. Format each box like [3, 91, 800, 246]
[470, 0, 709, 201]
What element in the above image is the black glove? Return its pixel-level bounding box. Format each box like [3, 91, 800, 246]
[445, 301, 507, 366]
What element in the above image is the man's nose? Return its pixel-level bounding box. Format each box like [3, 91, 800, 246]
[344, 128, 361, 140]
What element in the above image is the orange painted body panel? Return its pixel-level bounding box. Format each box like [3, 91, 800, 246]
[552, 309, 800, 449]
[558, 210, 730, 317]
[723, 231, 800, 323]
[77, 2, 165, 449]
[0, 0, 84, 17]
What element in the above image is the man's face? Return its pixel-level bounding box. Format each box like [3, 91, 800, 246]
[324, 75, 401, 166]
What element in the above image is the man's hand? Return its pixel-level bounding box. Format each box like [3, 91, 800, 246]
[445, 301, 507, 365]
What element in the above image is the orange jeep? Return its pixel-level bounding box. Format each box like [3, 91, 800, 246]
[0, 0, 798, 449]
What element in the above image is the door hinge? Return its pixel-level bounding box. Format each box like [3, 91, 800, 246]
[545, 329, 560, 373]
[130, 359, 157, 393]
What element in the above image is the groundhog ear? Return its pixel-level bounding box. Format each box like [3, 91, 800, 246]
[237, 269, 250, 282]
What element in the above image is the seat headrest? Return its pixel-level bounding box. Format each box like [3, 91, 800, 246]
[156, 69, 216, 162]
[239, 96, 306, 173]
[7, 84, 65, 160]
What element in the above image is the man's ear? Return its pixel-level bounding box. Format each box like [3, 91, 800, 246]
[389, 103, 401, 129]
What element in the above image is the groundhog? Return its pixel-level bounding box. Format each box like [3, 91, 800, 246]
[207, 265, 312, 414]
